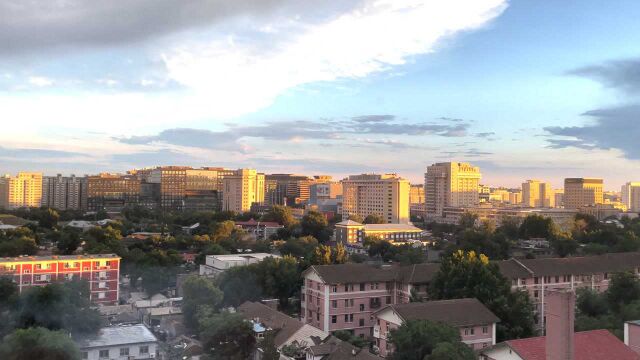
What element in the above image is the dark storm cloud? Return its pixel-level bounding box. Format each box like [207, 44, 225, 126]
[544, 104, 640, 159]
[0, 0, 361, 56]
[569, 58, 640, 94]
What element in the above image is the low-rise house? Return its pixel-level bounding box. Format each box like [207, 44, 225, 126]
[373, 298, 499, 356]
[334, 221, 423, 245]
[238, 301, 329, 359]
[235, 219, 284, 240]
[199, 253, 282, 277]
[75, 324, 158, 360]
[306, 337, 382, 360]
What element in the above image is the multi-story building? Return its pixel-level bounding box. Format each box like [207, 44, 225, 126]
[265, 174, 313, 206]
[199, 253, 281, 277]
[509, 191, 522, 205]
[87, 173, 141, 212]
[309, 181, 343, 204]
[41, 174, 88, 210]
[409, 184, 425, 217]
[373, 299, 499, 356]
[76, 324, 158, 360]
[622, 182, 640, 212]
[222, 169, 265, 213]
[479, 184, 491, 203]
[554, 189, 564, 208]
[341, 174, 410, 224]
[301, 263, 439, 338]
[334, 220, 423, 245]
[0, 254, 120, 305]
[563, 178, 603, 209]
[425, 162, 481, 218]
[0, 172, 43, 209]
[521, 180, 555, 208]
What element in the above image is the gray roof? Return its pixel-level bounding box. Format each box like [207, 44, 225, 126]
[237, 301, 304, 347]
[308, 337, 382, 360]
[76, 325, 157, 349]
[306, 263, 439, 285]
[384, 298, 500, 327]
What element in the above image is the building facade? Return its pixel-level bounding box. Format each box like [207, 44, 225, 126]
[0, 254, 120, 305]
[622, 182, 640, 213]
[563, 178, 604, 209]
[334, 220, 423, 245]
[87, 173, 141, 212]
[222, 169, 265, 213]
[76, 324, 158, 360]
[265, 174, 313, 206]
[341, 174, 410, 224]
[521, 180, 555, 208]
[425, 162, 481, 218]
[41, 174, 88, 210]
[0, 172, 43, 209]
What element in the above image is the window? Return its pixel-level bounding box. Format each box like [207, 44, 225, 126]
[482, 326, 489, 334]
[139, 345, 149, 354]
[84, 267, 90, 271]
[99, 271, 107, 279]
[98, 292, 106, 299]
[23, 269, 30, 274]
[332, 285, 337, 292]
[332, 316, 337, 324]
[359, 318, 365, 326]
[555, 276, 560, 283]
[35, 264, 41, 270]
[386, 296, 391, 304]
[604, 272, 609, 280]
[99, 349, 109, 358]
[534, 277, 539, 284]
[120, 347, 130, 356]
[359, 304, 365, 311]
[64, 263, 70, 269]
[534, 290, 539, 298]
[360, 283, 365, 291]
[99, 282, 106, 288]
[344, 299, 349, 307]
[332, 300, 337, 308]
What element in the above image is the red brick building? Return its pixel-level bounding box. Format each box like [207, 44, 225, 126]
[0, 254, 120, 305]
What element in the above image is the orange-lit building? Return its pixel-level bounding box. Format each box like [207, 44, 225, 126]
[0, 254, 120, 305]
[87, 173, 141, 212]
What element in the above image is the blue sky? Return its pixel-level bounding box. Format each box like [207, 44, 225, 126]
[1, 0, 640, 189]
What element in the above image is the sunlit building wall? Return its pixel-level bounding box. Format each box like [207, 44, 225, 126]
[341, 173, 410, 224]
[425, 162, 481, 218]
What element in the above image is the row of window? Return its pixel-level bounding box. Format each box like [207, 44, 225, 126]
[83, 345, 150, 359]
[331, 282, 392, 292]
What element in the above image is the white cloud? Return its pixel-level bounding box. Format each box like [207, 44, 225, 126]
[163, 0, 508, 118]
[28, 76, 54, 87]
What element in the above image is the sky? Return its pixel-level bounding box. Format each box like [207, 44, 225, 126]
[1, 0, 640, 190]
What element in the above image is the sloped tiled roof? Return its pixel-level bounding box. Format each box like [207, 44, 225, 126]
[504, 329, 639, 360]
[308, 337, 382, 360]
[382, 298, 499, 327]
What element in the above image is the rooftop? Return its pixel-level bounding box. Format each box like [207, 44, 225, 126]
[496, 252, 640, 278]
[76, 325, 157, 349]
[381, 298, 500, 327]
[363, 223, 422, 232]
[306, 263, 440, 285]
[0, 253, 120, 263]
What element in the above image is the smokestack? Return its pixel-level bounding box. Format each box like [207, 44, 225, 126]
[545, 290, 575, 360]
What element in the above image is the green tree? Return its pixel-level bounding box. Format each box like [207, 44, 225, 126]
[311, 245, 332, 265]
[550, 235, 578, 257]
[0, 228, 38, 257]
[576, 289, 608, 317]
[333, 330, 369, 348]
[36, 208, 60, 229]
[363, 214, 385, 224]
[0, 327, 80, 360]
[519, 214, 557, 239]
[56, 227, 82, 255]
[606, 272, 640, 312]
[257, 256, 300, 307]
[278, 236, 318, 258]
[459, 212, 478, 230]
[262, 205, 297, 228]
[218, 266, 264, 307]
[182, 276, 223, 331]
[429, 250, 535, 341]
[261, 330, 280, 360]
[333, 243, 348, 264]
[389, 320, 474, 360]
[348, 214, 364, 223]
[301, 211, 330, 242]
[199, 311, 255, 360]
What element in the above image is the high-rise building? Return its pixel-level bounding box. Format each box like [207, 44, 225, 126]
[424, 162, 481, 218]
[622, 182, 640, 212]
[409, 184, 425, 205]
[341, 173, 410, 224]
[509, 190, 522, 205]
[521, 180, 555, 208]
[41, 174, 88, 210]
[563, 178, 604, 209]
[309, 181, 343, 204]
[264, 174, 313, 206]
[0, 172, 43, 209]
[87, 173, 141, 212]
[222, 169, 265, 213]
[554, 189, 564, 208]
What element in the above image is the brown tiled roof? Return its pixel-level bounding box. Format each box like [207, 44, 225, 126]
[308, 337, 382, 360]
[237, 301, 303, 347]
[497, 252, 640, 279]
[307, 264, 400, 284]
[396, 263, 440, 284]
[383, 298, 499, 327]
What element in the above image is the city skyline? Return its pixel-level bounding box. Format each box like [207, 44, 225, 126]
[2, 1, 640, 188]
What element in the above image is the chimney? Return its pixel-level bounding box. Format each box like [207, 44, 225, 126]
[545, 290, 575, 360]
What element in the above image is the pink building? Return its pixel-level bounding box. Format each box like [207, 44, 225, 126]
[373, 298, 499, 357]
[625, 321, 640, 356]
[496, 252, 640, 329]
[301, 263, 439, 338]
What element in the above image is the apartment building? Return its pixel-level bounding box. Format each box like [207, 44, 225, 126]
[0, 254, 120, 305]
[76, 324, 158, 360]
[222, 169, 265, 213]
[265, 174, 313, 206]
[341, 174, 410, 224]
[373, 299, 499, 356]
[0, 172, 43, 209]
[425, 162, 481, 218]
[564, 178, 604, 209]
[41, 174, 88, 210]
[521, 180, 555, 208]
[309, 181, 343, 204]
[334, 220, 423, 245]
[301, 263, 439, 338]
[87, 173, 141, 212]
[496, 252, 640, 330]
[622, 182, 640, 212]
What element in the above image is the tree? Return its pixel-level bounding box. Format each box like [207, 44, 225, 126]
[257, 256, 301, 308]
[333, 243, 348, 264]
[576, 289, 608, 317]
[311, 245, 332, 265]
[182, 276, 223, 330]
[56, 227, 82, 255]
[14, 281, 101, 335]
[606, 272, 640, 312]
[348, 214, 364, 223]
[218, 266, 264, 307]
[0, 228, 38, 257]
[389, 320, 474, 360]
[262, 205, 297, 228]
[550, 234, 578, 257]
[428, 342, 476, 360]
[429, 251, 535, 341]
[36, 208, 60, 229]
[199, 311, 255, 360]
[261, 330, 280, 360]
[278, 236, 318, 258]
[459, 212, 478, 230]
[0, 327, 80, 360]
[363, 214, 385, 224]
[333, 330, 369, 348]
[519, 215, 556, 239]
[301, 211, 330, 242]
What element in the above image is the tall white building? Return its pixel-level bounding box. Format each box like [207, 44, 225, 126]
[42, 174, 88, 210]
[521, 180, 555, 208]
[222, 169, 265, 213]
[424, 162, 481, 218]
[622, 182, 640, 212]
[341, 173, 410, 224]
